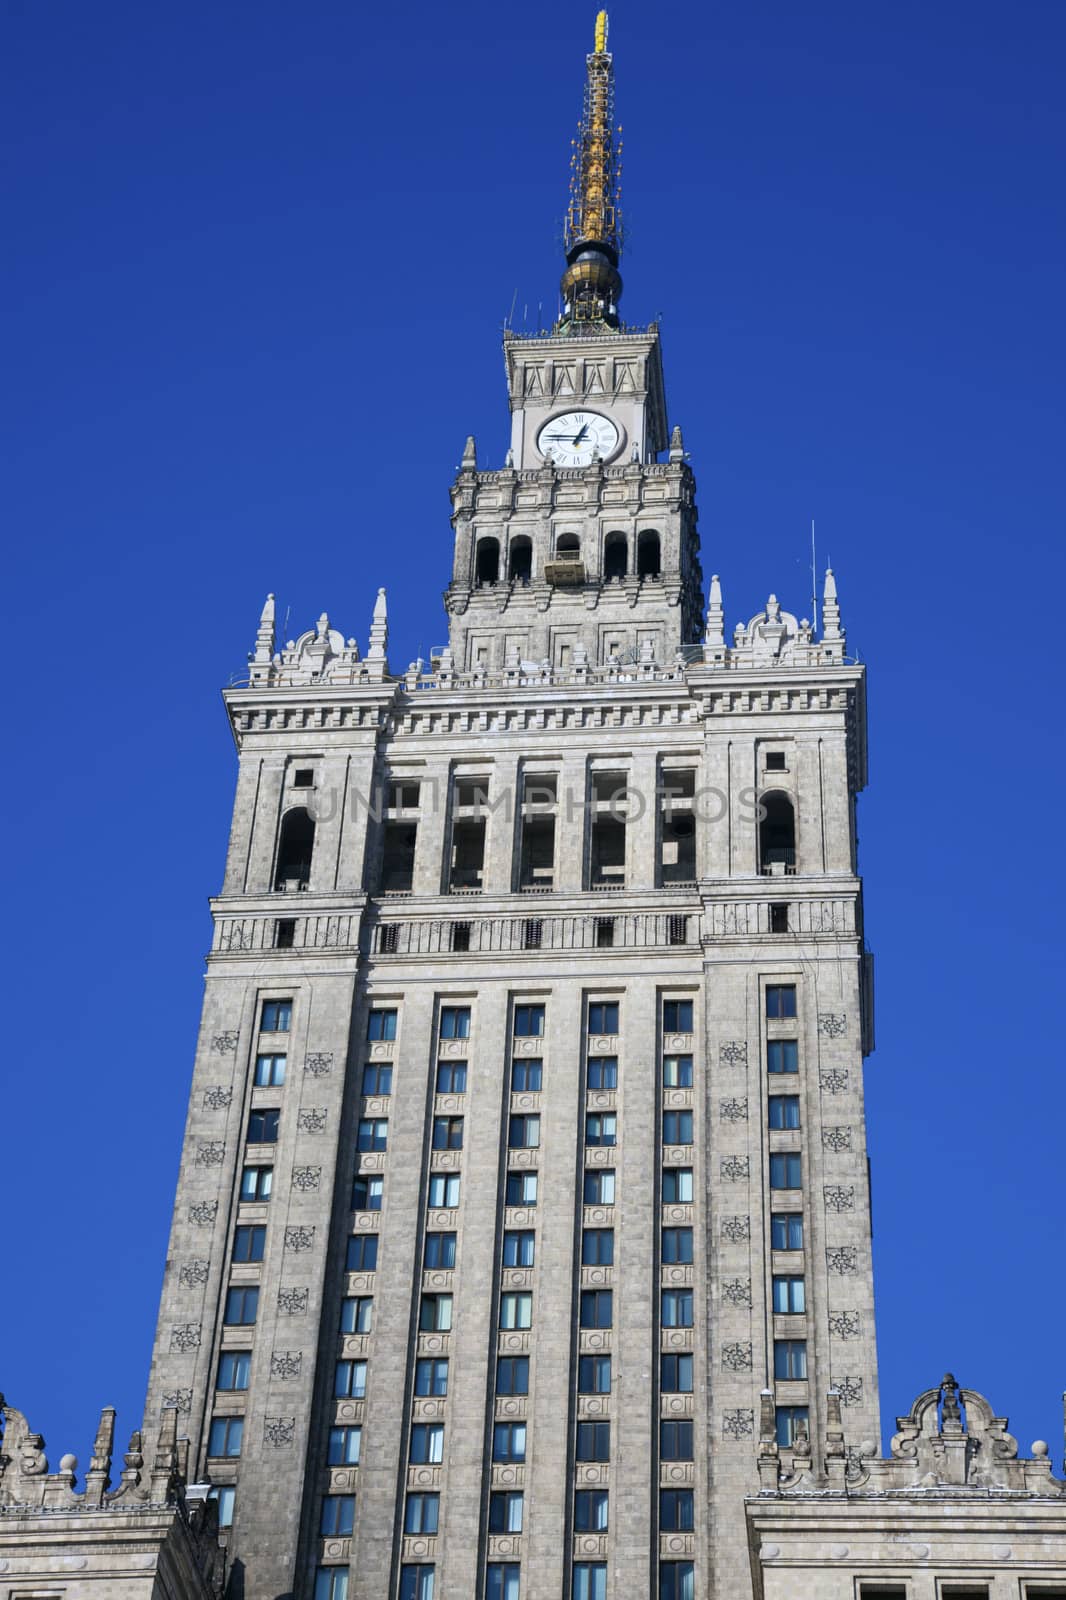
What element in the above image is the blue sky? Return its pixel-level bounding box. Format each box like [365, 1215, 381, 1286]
[4, 0, 1064, 1465]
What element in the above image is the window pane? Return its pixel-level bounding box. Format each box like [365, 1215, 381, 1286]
[503, 1230, 536, 1267]
[511, 1058, 542, 1091]
[513, 1004, 545, 1037]
[436, 1061, 467, 1092]
[428, 1173, 460, 1208]
[771, 1212, 803, 1250]
[233, 1225, 266, 1263]
[496, 1356, 529, 1395]
[662, 1168, 693, 1203]
[506, 1171, 537, 1205]
[404, 1493, 440, 1535]
[663, 1000, 693, 1032]
[500, 1292, 533, 1330]
[578, 1355, 611, 1393]
[314, 1570, 350, 1600]
[254, 1053, 287, 1086]
[399, 1567, 435, 1600]
[261, 999, 292, 1032]
[489, 1491, 524, 1532]
[575, 1489, 609, 1531]
[776, 1406, 809, 1447]
[353, 1174, 384, 1211]
[660, 1561, 695, 1600]
[366, 1008, 398, 1041]
[661, 1288, 693, 1328]
[439, 1007, 471, 1039]
[579, 1289, 612, 1328]
[766, 985, 797, 1018]
[768, 1095, 800, 1129]
[663, 1110, 693, 1144]
[327, 1426, 362, 1464]
[583, 1169, 616, 1204]
[581, 1228, 614, 1265]
[424, 1232, 457, 1269]
[320, 1494, 356, 1536]
[588, 1002, 619, 1034]
[662, 1227, 693, 1264]
[486, 1564, 521, 1600]
[576, 1422, 610, 1461]
[587, 1057, 618, 1090]
[340, 1296, 373, 1333]
[662, 1054, 693, 1087]
[346, 1235, 379, 1271]
[660, 1420, 693, 1459]
[209, 1484, 235, 1527]
[573, 1563, 607, 1600]
[217, 1350, 252, 1389]
[659, 1490, 694, 1531]
[660, 1353, 693, 1392]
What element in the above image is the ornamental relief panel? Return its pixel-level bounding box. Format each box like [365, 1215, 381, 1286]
[661, 1264, 693, 1287]
[582, 1266, 611, 1287]
[820, 1067, 849, 1094]
[585, 1089, 616, 1111]
[508, 1148, 538, 1169]
[662, 1394, 692, 1417]
[488, 1536, 521, 1559]
[188, 1201, 218, 1226]
[346, 1272, 375, 1294]
[202, 1086, 233, 1112]
[828, 1310, 862, 1339]
[291, 1166, 322, 1192]
[169, 1324, 201, 1353]
[722, 1278, 752, 1307]
[818, 1013, 847, 1038]
[663, 1032, 692, 1053]
[588, 1035, 615, 1054]
[575, 1535, 608, 1558]
[423, 1270, 453, 1292]
[661, 1463, 694, 1486]
[661, 1203, 693, 1226]
[826, 1246, 859, 1275]
[498, 1331, 531, 1354]
[583, 1146, 611, 1167]
[435, 1094, 464, 1115]
[195, 1141, 226, 1168]
[297, 1107, 328, 1134]
[662, 1088, 693, 1111]
[721, 1342, 753, 1372]
[418, 1333, 450, 1355]
[179, 1259, 210, 1288]
[660, 1329, 692, 1352]
[365, 1042, 392, 1061]
[329, 1468, 358, 1493]
[583, 1206, 612, 1227]
[494, 1397, 526, 1420]
[662, 1535, 695, 1558]
[211, 1031, 239, 1055]
[823, 1185, 855, 1212]
[408, 1465, 442, 1490]
[161, 1389, 192, 1413]
[359, 1152, 386, 1172]
[719, 1097, 748, 1122]
[578, 1396, 608, 1418]
[575, 1463, 608, 1487]
[350, 1210, 379, 1232]
[662, 1145, 691, 1167]
[719, 1041, 748, 1069]
[270, 1351, 303, 1380]
[722, 1408, 755, 1439]
[432, 1150, 463, 1171]
[335, 1401, 365, 1425]
[438, 1040, 466, 1058]
[341, 1334, 371, 1358]
[833, 1374, 864, 1407]
[513, 1038, 540, 1056]
[323, 1540, 353, 1563]
[720, 1155, 751, 1181]
[822, 1126, 853, 1154]
[277, 1287, 309, 1315]
[720, 1215, 751, 1243]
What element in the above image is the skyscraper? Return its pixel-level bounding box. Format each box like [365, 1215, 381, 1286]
[144, 15, 880, 1598]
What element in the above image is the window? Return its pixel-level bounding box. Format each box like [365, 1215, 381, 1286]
[240, 1165, 273, 1202]
[662, 1055, 693, 1088]
[345, 1234, 379, 1272]
[578, 1354, 612, 1394]
[595, 916, 615, 949]
[320, 1494, 356, 1536]
[489, 1490, 524, 1532]
[357, 1118, 388, 1152]
[659, 1489, 694, 1531]
[511, 1058, 542, 1092]
[573, 1567, 607, 1600]
[514, 1004, 545, 1036]
[576, 1421, 610, 1461]
[660, 1563, 695, 1600]
[583, 1169, 615, 1204]
[420, 1294, 453, 1331]
[232, 1224, 266, 1263]
[410, 1424, 445, 1464]
[574, 1488, 609, 1531]
[254, 1053, 287, 1086]
[433, 1116, 464, 1150]
[768, 1095, 801, 1130]
[585, 1112, 617, 1146]
[771, 1212, 804, 1250]
[496, 1356, 529, 1395]
[404, 1493, 440, 1535]
[247, 1108, 280, 1144]
[224, 1286, 259, 1326]
[261, 999, 291, 1032]
[353, 1174, 384, 1211]
[663, 1000, 693, 1032]
[503, 1230, 536, 1267]
[776, 1405, 809, 1447]
[767, 1038, 799, 1074]
[660, 1420, 694, 1460]
[207, 1415, 243, 1457]
[366, 1009, 397, 1041]
[662, 1110, 693, 1145]
[500, 1291, 533, 1329]
[424, 1232, 457, 1269]
[436, 1061, 467, 1093]
[399, 1569, 434, 1600]
[661, 1288, 693, 1328]
[334, 1359, 368, 1398]
[581, 1229, 614, 1265]
[857, 1590, 908, 1600]
[522, 917, 543, 949]
[493, 1422, 527, 1462]
[587, 1056, 617, 1090]
[314, 1572, 349, 1600]
[451, 921, 471, 953]
[362, 1062, 393, 1095]
[588, 1002, 619, 1034]
[765, 751, 786, 771]
[580, 1289, 613, 1328]
[415, 1358, 449, 1397]
[770, 902, 789, 933]
[428, 1173, 461, 1208]
[774, 1339, 807, 1380]
[770, 1152, 802, 1190]
[208, 1483, 235, 1527]
[486, 1566, 521, 1600]
[340, 1296, 373, 1334]
[662, 1227, 693, 1264]
[660, 1352, 693, 1393]
[327, 1425, 362, 1465]
[661, 1168, 693, 1204]
[667, 915, 688, 946]
[439, 1006, 471, 1039]
[379, 923, 400, 953]
[506, 1171, 538, 1206]
[766, 984, 797, 1018]
[217, 1350, 252, 1391]
[772, 1276, 806, 1314]
[509, 1113, 540, 1149]
[292, 767, 314, 787]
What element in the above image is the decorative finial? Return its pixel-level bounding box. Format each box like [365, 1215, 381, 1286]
[704, 573, 726, 656]
[366, 587, 389, 680]
[821, 566, 843, 642]
[558, 12, 623, 328]
[669, 424, 684, 461]
[461, 435, 477, 471]
[254, 593, 276, 664]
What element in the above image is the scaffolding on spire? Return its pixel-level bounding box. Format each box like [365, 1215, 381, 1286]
[559, 11, 623, 327]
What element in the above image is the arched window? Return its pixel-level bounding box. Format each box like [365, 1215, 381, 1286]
[759, 791, 796, 875]
[475, 537, 500, 585]
[556, 533, 580, 558]
[509, 536, 532, 584]
[603, 531, 628, 580]
[637, 530, 661, 578]
[275, 807, 315, 890]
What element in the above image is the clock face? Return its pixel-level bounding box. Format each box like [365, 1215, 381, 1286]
[537, 410, 620, 467]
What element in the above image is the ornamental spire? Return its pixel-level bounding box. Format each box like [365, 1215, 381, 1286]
[559, 11, 623, 328]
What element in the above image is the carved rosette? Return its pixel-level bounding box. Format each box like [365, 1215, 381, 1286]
[284, 1226, 316, 1252]
[277, 1287, 309, 1315]
[202, 1086, 233, 1111]
[722, 1408, 755, 1439]
[721, 1341, 753, 1372]
[270, 1351, 303, 1380]
[719, 1215, 750, 1244]
[720, 1155, 750, 1181]
[719, 1097, 748, 1122]
[297, 1107, 328, 1134]
[833, 1375, 864, 1407]
[828, 1310, 861, 1339]
[719, 1041, 748, 1068]
[188, 1200, 218, 1226]
[820, 1067, 849, 1094]
[211, 1031, 240, 1054]
[826, 1246, 859, 1275]
[291, 1166, 322, 1192]
[195, 1140, 226, 1167]
[178, 1259, 210, 1288]
[160, 1389, 192, 1413]
[822, 1127, 853, 1154]
[263, 1416, 296, 1448]
[818, 1013, 847, 1039]
[304, 1052, 334, 1076]
[823, 1184, 855, 1212]
[722, 1278, 752, 1307]
[169, 1323, 202, 1353]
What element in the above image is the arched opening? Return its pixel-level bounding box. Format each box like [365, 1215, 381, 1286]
[603, 531, 628, 580]
[475, 536, 500, 585]
[759, 791, 796, 875]
[556, 533, 580, 559]
[509, 536, 532, 584]
[637, 529, 661, 578]
[275, 807, 315, 890]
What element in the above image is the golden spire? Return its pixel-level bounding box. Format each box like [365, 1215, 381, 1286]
[560, 11, 623, 328]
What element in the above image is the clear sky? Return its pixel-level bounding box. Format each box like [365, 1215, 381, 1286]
[4, 0, 1064, 1466]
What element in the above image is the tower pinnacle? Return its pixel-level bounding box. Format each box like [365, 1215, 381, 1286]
[560, 11, 623, 328]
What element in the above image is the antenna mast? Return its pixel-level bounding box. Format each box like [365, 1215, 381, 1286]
[811, 519, 818, 634]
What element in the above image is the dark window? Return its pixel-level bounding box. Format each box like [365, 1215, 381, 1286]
[509, 535, 532, 584]
[362, 1062, 393, 1095]
[419, 1294, 452, 1331]
[770, 902, 789, 933]
[776, 1405, 809, 1446]
[514, 1004, 545, 1037]
[428, 1173, 460, 1207]
[436, 1060, 468, 1093]
[379, 923, 400, 953]
[207, 1416, 243, 1457]
[232, 1225, 266, 1263]
[488, 1490, 524, 1533]
[667, 914, 688, 946]
[511, 1058, 542, 1091]
[247, 1108, 280, 1144]
[414, 1358, 449, 1396]
[587, 1056, 617, 1089]
[582, 1169, 615, 1204]
[767, 1039, 799, 1073]
[240, 1165, 273, 1202]
[357, 1117, 388, 1151]
[580, 1289, 613, 1328]
[492, 1422, 526, 1462]
[603, 530, 628, 580]
[585, 1112, 616, 1146]
[274, 807, 315, 889]
[637, 528, 661, 577]
[772, 1276, 806, 1314]
[496, 1356, 529, 1395]
[661, 1167, 693, 1204]
[582, 1228, 614, 1265]
[660, 1564, 695, 1600]
[575, 1487, 610, 1531]
[432, 1116, 464, 1150]
[663, 999, 693, 1032]
[662, 1226, 693, 1264]
[409, 1424, 445, 1464]
[588, 1001, 619, 1034]
[352, 1174, 384, 1211]
[334, 1359, 367, 1398]
[424, 1232, 457, 1269]
[770, 1152, 802, 1189]
[576, 1421, 610, 1461]
[503, 1230, 535, 1267]
[274, 917, 296, 949]
[766, 985, 797, 1019]
[440, 1006, 471, 1039]
[293, 767, 315, 787]
[523, 918, 543, 949]
[209, 1486, 235, 1528]
[774, 1339, 808, 1380]
[345, 1235, 379, 1272]
[508, 1113, 540, 1149]
[662, 1054, 693, 1087]
[506, 1171, 538, 1205]
[222, 1286, 257, 1324]
[404, 1492, 440, 1535]
[660, 1352, 693, 1392]
[663, 1109, 693, 1145]
[659, 1489, 694, 1531]
[217, 1350, 251, 1390]
[366, 1009, 397, 1041]
[659, 1419, 693, 1460]
[254, 1052, 286, 1086]
[768, 1095, 801, 1130]
[765, 751, 786, 771]
[260, 999, 291, 1032]
[771, 1212, 803, 1250]
[327, 1425, 362, 1465]
[476, 535, 500, 585]
[759, 791, 796, 874]
[578, 1354, 611, 1393]
[340, 1296, 373, 1333]
[451, 921, 471, 952]
[595, 916, 615, 948]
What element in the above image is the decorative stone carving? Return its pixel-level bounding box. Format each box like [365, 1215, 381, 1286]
[719, 1041, 748, 1068]
[277, 1287, 309, 1315]
[211, 1031, 239, 1054]
[824, 1184, 855, 1212]
[720, 1215, 751, 1243]
[828, 1310, 861, 1339]
[719, 1097, 748, 1122]
[195, 1140, 225, 1167]
[834, 1375, 864, 1407]
[720, 1155, 750, 1181]
[822, 1126, 853, 1153]
[160, 1389, 192, 1413]
[722, 1278, 752, 1307]
[723, 1408, 755, 1439]
[202, 1085, 232, 1111]
[169, 1324, 201, 1353]
[188, 1200, 218, 1226]
[263, 1416, 296, 1448]
[818, 1013, 847, 1038]
[270, 1351, 303, 1380]
[297, 1108, 328, 1134]
[284, 1226, 316, 1252]
[304, 1052, 334, 1076]
[820, 1067, 849, 1094]
[722, 1341, 753, 1372]
[826, 1246, 859, 1275]
[178, 1259, 210, 1288]
[291, 1166, 322, 1192]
